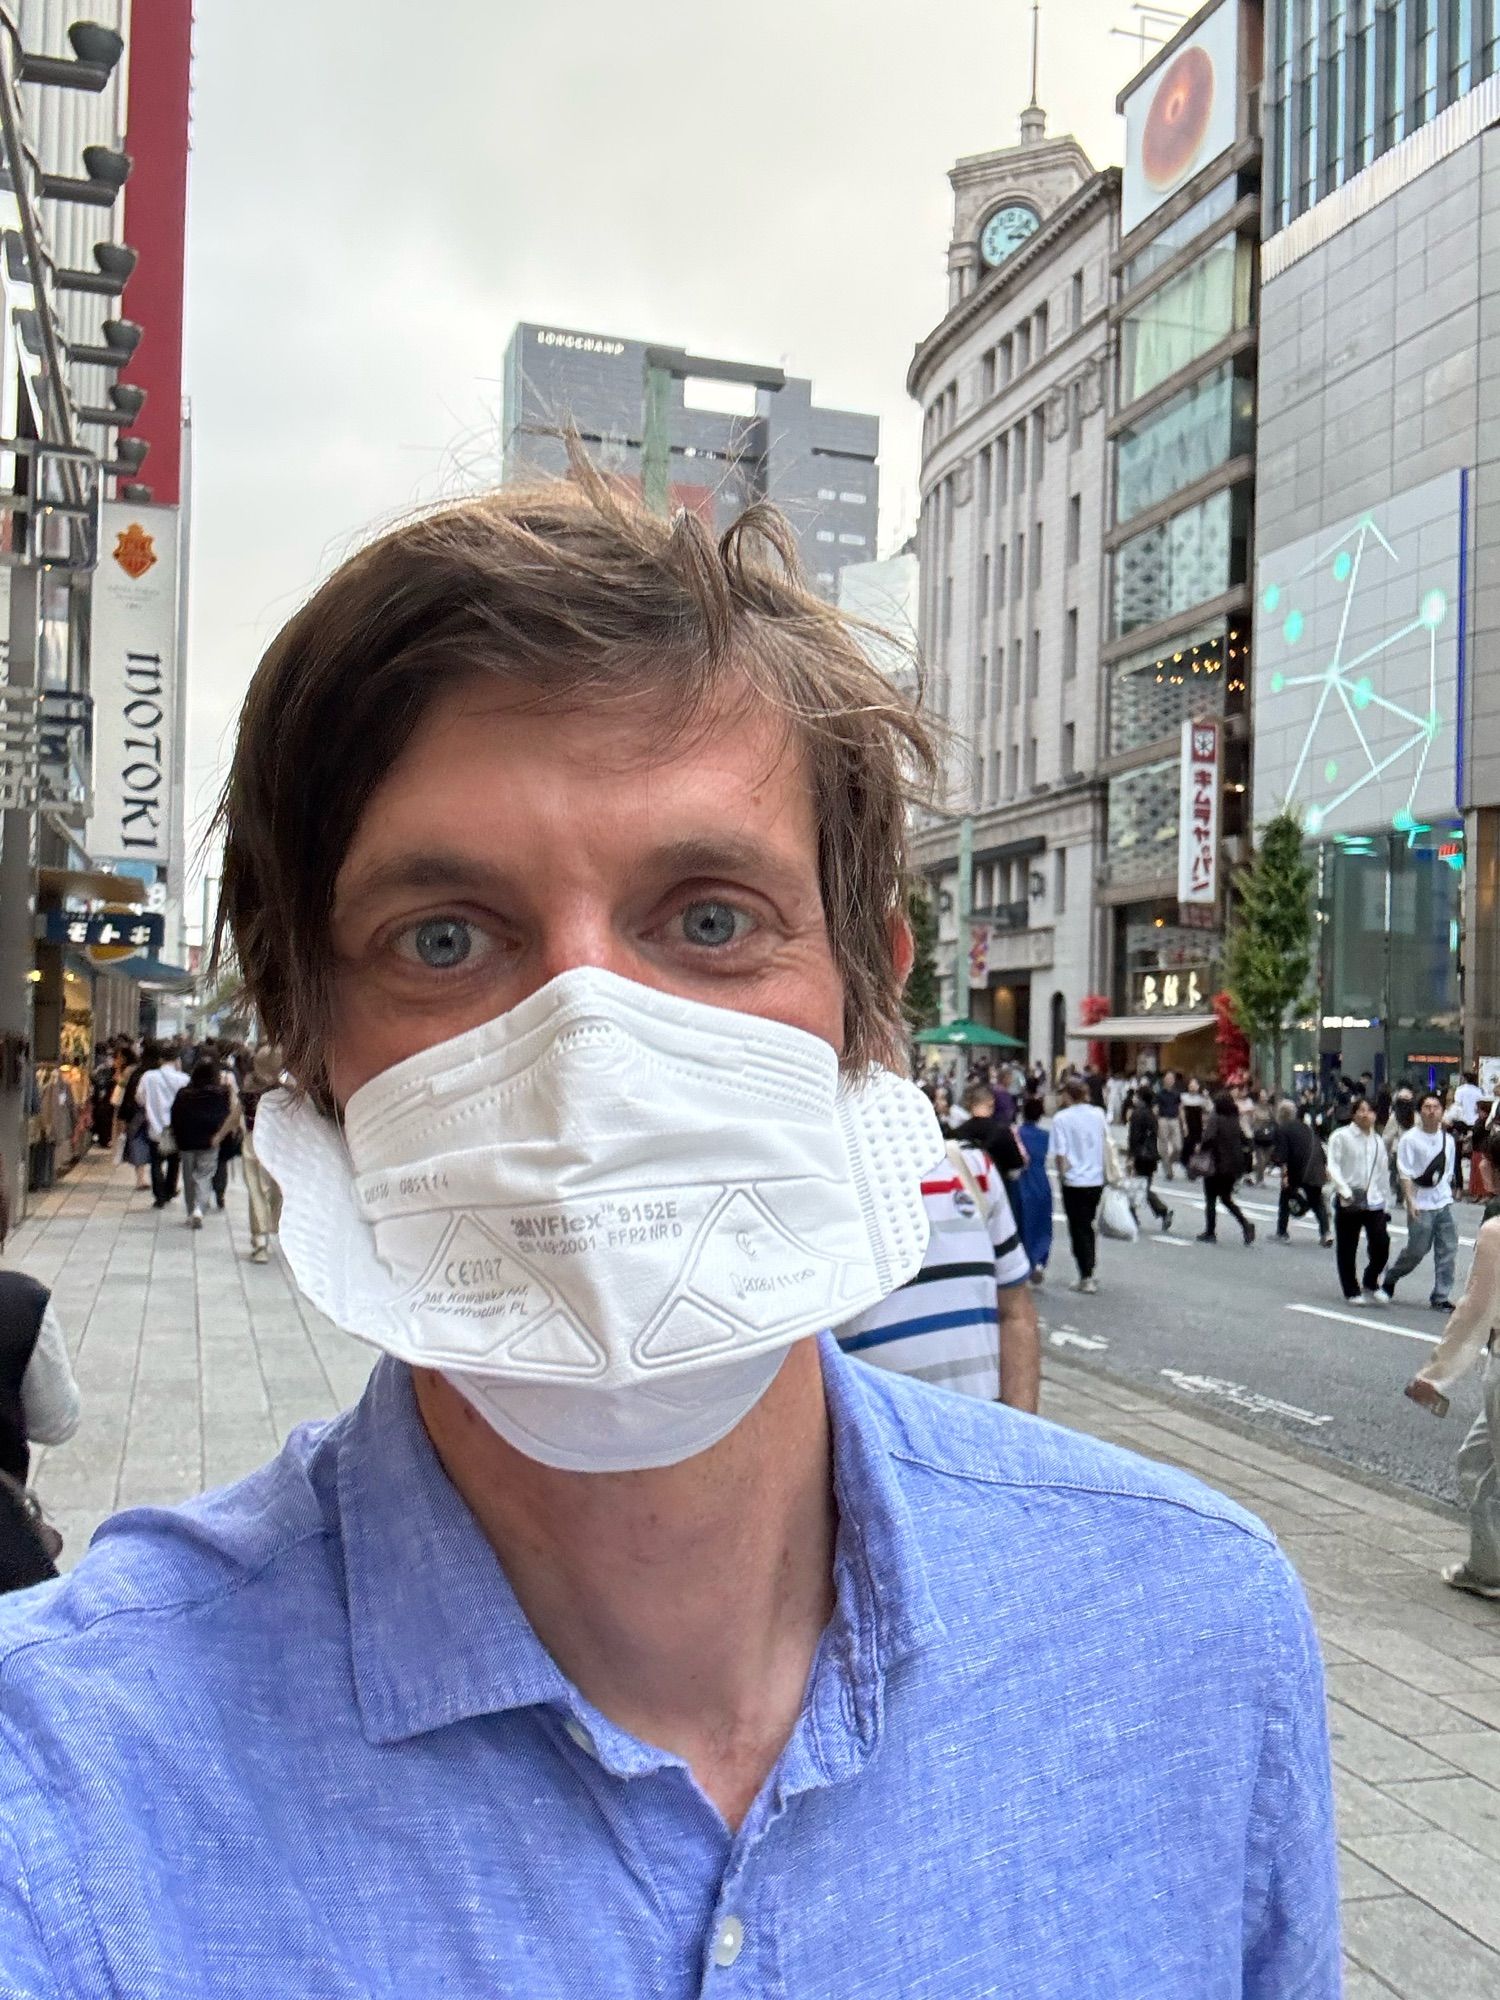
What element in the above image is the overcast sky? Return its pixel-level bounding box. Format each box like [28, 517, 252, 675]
[181, 0, 1150, 924]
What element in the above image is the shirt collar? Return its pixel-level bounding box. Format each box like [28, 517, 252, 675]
[338, 1341, 945, 1751]
[339, 1359, 572, 1746]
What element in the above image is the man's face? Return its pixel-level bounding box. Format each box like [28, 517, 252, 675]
[970, 1091, 995, 1119]
[1353, 1101, 1375, 1132]
[1162, 1071, 1175, 1089]
[327, 680, 847, 1102]
[1420, 1096, 1443, 1131]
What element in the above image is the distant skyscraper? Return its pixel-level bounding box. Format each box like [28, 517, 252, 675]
[501, 322, 879, 600]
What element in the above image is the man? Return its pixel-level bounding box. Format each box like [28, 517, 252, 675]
[1051, 1077, 1116, 1295]
[1326, 1097, 1391, 1306]
[1404, 1129, 1500, 1597]
[838, 1139, 1040, 1411]
[1155, 1068, 1182, 1179]
[0, 468, 1337, 1994]
[137, 1040, 186, 1209]
[1382, 1091, 1458, 1311]
[1446, 1069, 1482, 1197]
[1270, 1100, 1332, 1246]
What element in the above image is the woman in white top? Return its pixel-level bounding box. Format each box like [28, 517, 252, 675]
[1326, 1097, 1391, 1306]
[1406, 1128, 1500, 1598]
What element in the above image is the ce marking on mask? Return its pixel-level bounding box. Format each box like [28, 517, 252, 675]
[511, 1199, 684, 1259]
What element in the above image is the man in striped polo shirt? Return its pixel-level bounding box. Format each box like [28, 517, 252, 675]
[836, 1143, 1040, 1411]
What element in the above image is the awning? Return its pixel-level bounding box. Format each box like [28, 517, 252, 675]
[1069, 1013, 1216, 1040]
[38, 865, 148, 902]
[101, 953, 197, 994]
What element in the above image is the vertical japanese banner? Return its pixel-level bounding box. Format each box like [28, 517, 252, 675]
[85, 502, 180, 869]
[968, 923, 992, 988]
[1177, 715, 1221, 908]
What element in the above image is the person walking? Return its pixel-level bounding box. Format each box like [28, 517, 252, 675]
[139, 1044, 187, 1209]
[240, 1046, 285, 1263]
[1382, 1091, 1458, 1310]
[1051, 1077, 1116, 1293]
[1270, 1101, 1332, 1245]
[0, 1260, 81, 1591]
[1403, 1132, 1500, 1597]
[1179, 1076, 1209, 1161]
[1326, 1097, 1391, 1306]
[1012, 1094, 1052, 1283]
[116, 1046, 154, 1192]
[1154, 1070, 1182, 1179]
[1197, 1092, 1256, 1245]
[1126, 1086, 1173, 1232]
[168, 1059, 236, 1231]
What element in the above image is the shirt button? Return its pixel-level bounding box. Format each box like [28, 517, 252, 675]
[711, 1916, 745, 1968]
[563, 1717, 594, 1755]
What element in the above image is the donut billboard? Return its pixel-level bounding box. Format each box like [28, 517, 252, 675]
[1122, 2, 1240, 235]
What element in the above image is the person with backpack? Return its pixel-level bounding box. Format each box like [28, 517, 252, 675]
[1270, 1101, 1333, 1246]
[1381, 1091, 1458, 1310]
[1196, 1092, 1256, 1245]
[0, 1253, 81, 1594]
[1126, 1085, 1173, 1232]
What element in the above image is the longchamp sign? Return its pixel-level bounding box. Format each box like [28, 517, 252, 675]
[85, 501, 179, 868]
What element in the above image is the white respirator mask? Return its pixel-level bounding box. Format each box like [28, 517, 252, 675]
[254, 968, 943, 1473]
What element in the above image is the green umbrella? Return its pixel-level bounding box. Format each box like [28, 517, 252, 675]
[912, 1020, 1026, 1050]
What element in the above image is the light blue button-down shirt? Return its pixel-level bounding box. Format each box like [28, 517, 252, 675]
[0, 1338, 1338, 1996]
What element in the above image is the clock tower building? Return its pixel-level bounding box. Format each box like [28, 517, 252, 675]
[907, 103, 1120, 1069]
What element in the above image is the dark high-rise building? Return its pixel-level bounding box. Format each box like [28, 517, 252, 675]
[501, 323, 879, 600]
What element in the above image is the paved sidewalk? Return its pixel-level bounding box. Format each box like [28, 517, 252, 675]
[9, 1151, 1500, 1993]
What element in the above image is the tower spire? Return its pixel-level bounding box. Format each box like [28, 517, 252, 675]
[1019, 2, 1047, 142]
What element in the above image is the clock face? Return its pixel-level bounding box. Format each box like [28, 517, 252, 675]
[980, 203, 1040, 267]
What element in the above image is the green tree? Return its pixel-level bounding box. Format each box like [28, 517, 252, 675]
[1225, 810, 1316, 1091]
[903, 885, 940, 1033]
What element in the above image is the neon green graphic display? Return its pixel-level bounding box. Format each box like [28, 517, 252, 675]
[1253, 470, 1464, 837]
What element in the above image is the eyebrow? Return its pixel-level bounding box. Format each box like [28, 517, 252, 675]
[338, 836, 810, 908]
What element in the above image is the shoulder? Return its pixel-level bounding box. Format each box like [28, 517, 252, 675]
[857, 1360, 1277, 1563]
[0, 1419, 341, 1743]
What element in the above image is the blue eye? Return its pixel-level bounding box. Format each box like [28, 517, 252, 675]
[679, 902, 749, 948]
[410, 919, 474, 969]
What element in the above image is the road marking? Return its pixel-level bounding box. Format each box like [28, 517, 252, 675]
[1148, 1233, 1190, 1248]
[1159, 1367, 1333, 1427]
[1050, 1329, 1109, 1352]
[1286, 1302, 1439, 1345]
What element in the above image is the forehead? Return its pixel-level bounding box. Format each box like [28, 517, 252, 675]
[336, 674, 819, 894]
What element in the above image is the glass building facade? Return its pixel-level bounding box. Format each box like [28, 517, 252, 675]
[1266, 0, 1500, 233]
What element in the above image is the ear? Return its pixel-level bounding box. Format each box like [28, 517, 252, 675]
[890, 907, 915, 989]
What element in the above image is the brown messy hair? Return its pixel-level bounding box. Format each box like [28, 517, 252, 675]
[215, 455, 938, 1100]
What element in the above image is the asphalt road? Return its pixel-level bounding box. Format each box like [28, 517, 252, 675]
[1036, 1168, 1487, 1508]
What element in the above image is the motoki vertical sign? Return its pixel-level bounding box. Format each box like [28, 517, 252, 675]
[85, 502, 180, 867]
[1177, 715, 1221, 907]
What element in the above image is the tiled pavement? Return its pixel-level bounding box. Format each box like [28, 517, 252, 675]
[11, 1150, 1500, 1994]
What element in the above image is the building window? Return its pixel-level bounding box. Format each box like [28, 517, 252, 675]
[1106, 622, 1230, 757]
[982, 349, 997, 399]
[979, 551, 991, 614]
[1015, 323, 1031, 372]
[1118, 236, 1253, 408]
[1024, 736, 1037, 788]
[1111, 488, 1245, 640]
[1031, 522, 1044, 590]
[1032, 409, 1046, 486]
[1062, 723, 1076, 777]
[1379, 0, 1408, 150]
[1026, 628, 1040, 699]
[999, 334, 1014, 384]
[1013, 424, 1028, 495]
[1449, 0, 1475, 104]
[1006, 742, 1019, 793]
[1416, 0, 1440, 125]
[1071, 269, 1085, 327]
[1013, 533, 1026, 597]
[995, 433, 1009, 498]
[1034, 303, 1049, 356]
[997, 541, 1008, 607]
[1064, 606, 1079, 680]
[839, 490, 867, 505]
[837, 532, 867, 546]
[1067, 493, 1082, 564]
[978, 444, 992, 519]
[1069, 378, 1083, 452]
[988, 650, 1001, 710]
[942, 575, 953, 639]
[1115, 362, 1255, 526]
[1054, 846, 1068, 914]
[1120, 178, 1237, 292]
[815, 529, 836, 543]
[1011, 637, 1023, 702]
[989, 747, 1001, 802]
[1486, 0, 1500, 82]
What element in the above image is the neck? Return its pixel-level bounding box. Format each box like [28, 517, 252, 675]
[412, 1339, 836, 1829]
